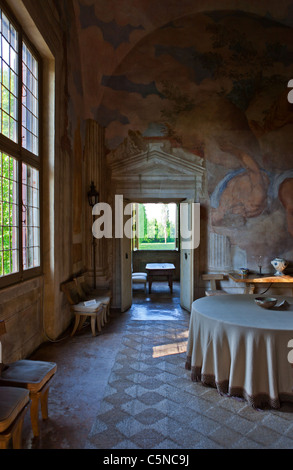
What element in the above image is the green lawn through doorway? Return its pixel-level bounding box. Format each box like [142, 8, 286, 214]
[138, 242, 176, 250]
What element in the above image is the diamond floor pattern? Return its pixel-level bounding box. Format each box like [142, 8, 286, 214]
[22, 281, 293, 449]
[87, 309, 293, 449]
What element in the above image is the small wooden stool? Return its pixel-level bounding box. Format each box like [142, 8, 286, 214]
[61, 280, 106, 336]
[74, 276, 111, 325]
[0, 386, 30, 449]
[95, 295, 111, 324]
[70, 300, 105, 336]
[202, 274, 227, 296]
[0, 360, 57, 437]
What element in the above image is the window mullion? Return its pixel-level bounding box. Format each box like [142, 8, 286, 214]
[17, 150, 23, 277]
[18, 28, 22, 277]
[18, 27, 22, 151]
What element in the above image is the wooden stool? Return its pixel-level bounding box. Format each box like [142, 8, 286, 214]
[70, 300, 105, 336]
[73, 276, 111, 325]
[95, 295, 111, 324]
[202, 274, 227, 296]
[61, 280, 106, 336]
[0, 360, 57, 437]
[0, 386, 29, 449]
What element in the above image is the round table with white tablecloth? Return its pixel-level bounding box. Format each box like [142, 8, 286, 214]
[185, 294, 293, 408]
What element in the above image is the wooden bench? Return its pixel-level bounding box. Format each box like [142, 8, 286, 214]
[61, 280, 107, 336]
[202, 274, 227, 296]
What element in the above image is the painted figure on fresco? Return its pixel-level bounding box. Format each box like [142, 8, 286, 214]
[209, 88, 293, 238]
[210, 142, 269, 226]
[210, 142, 293, 238]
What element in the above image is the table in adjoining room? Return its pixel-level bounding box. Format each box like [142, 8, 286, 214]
[146, 263, 175, 294]
[185, 294, 293, 409]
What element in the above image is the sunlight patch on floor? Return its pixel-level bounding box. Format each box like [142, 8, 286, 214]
[152, 340, 188, 358]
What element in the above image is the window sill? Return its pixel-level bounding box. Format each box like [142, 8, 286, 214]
[0, 271, 43, 291]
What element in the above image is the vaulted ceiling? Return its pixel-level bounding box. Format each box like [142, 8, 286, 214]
[52, 0, 293, 256]
[58, 1, 292, 161]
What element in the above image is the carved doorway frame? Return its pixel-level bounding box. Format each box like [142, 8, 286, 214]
[107, 136, 206, 310]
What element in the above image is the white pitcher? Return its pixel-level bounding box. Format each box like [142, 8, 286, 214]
[271, 258, 288, 276]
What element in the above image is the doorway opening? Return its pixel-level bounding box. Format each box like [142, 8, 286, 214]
[120, 196, 199, 312]
[108, 137, 204, 312]
[132, 202, 178, 252]
[120, 198, 196, 314]
[131, 202, 180, 299]
[130, 201, 181, 320]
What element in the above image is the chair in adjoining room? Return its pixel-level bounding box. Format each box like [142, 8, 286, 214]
[0, 321, 57, 438]
[132, 272, 147, 293]
[0, 386, 30, 449]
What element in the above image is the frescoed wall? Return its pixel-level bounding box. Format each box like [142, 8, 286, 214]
[62, 1, 293, 273]
[2, 0, 292, 360]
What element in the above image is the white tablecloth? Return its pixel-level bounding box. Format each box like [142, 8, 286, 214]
[185, 294, 293, 408]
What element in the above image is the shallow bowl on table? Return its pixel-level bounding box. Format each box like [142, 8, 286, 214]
[254, 296, 277, 309]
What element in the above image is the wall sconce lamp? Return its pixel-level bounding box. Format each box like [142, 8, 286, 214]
[87, 182, 99, 289]
[87, 181, 99, 207]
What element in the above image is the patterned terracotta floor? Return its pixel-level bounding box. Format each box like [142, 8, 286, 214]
[22, 282, 293, 449]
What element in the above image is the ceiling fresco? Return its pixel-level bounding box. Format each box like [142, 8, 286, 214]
[60, 0, 293, 264]
[71, 2, 293, 150]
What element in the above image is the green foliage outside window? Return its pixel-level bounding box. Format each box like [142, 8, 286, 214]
[136, 203, 177, 250]
[0, 152, 18, 276]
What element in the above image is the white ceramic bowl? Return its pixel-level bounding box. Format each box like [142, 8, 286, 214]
[255, 296, 277, 309]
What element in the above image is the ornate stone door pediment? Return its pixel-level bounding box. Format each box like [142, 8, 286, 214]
[107, 137, 205, 201]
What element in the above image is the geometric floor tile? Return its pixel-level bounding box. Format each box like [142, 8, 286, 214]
[86, 310, 293, 449]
